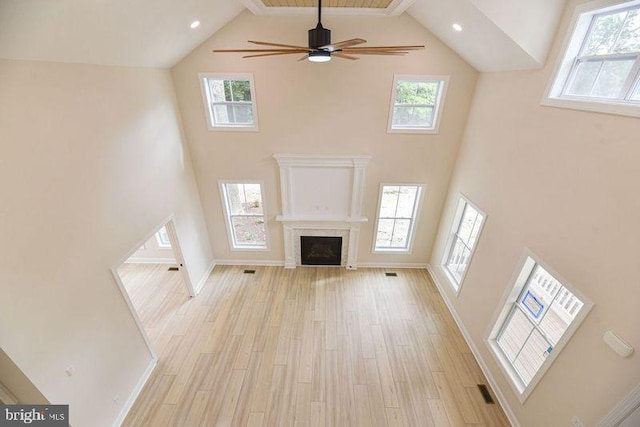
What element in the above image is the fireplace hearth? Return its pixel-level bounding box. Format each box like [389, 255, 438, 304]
[300, 236, 342, 266]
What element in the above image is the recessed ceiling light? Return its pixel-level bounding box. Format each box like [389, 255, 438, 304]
[190, 21, 200, 29]
[452, 23, 463, 32]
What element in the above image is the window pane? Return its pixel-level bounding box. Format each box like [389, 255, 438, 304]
[392, 106, 434, 128]
[565, 60, 602, 96]
[396, 186, 418, 218]
[631, 80, 640, 100]
[231, 104, 254, 124]
[457, 204, 479, 244]
[390, 219, 410, 248]
[395, 81, 438, 105]
[229, 80, 252, 102]
[243, 184, 263, 214]
[379, 186, 399, 217]
[497, 308, 534, 362]
[445, 237, 471, 283]
[583, 10, 627, 55]
[209, 79, 227, 102]
[155, 226, 171, 248]
[613, 9, 640, 54]
[512, 329, 551, 386]
[213, 104, 232, 125]
[591, 58, 635, 98]
[375, 218, 394, 247]
[231, 216, 266, 245]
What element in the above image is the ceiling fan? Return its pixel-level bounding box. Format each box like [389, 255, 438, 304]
[213, 0, 425, 62]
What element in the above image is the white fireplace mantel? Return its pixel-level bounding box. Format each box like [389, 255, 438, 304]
[273, 154, 371, 269]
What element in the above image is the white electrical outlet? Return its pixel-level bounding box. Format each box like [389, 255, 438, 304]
[113, 394, 120, 404]
[64, 366, 75, 377]
[571, 416, 585, 427]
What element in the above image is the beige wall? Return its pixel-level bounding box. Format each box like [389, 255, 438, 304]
[172, 11, 478, 266]
[429, 0, 640, 424]
[0, 59, 212, 426]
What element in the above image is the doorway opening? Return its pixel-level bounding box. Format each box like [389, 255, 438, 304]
[111, 217, 194, 356]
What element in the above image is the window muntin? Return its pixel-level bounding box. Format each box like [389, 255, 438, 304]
[374, 184, 424, 252]
[220, 182, 268, 249]
[544, 1, 640, 116]
[200, 74, 259, 131]
[388, 76, 448, 133]
[443, 197, 486, 291]
[488, 255, 593, 401]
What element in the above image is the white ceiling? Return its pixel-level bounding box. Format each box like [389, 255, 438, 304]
[0, 0, 567, 71]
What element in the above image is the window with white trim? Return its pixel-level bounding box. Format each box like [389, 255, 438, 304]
[544, 1, 640, 117]
[373, 184, 425, 252]
[488, 255, 593, 402]
[388, 75, 448, 134]
[442, 196, 486, 292]
[219, 182, 268, 250]
[155, 226, 172, 249]
[200, 73, 259, 131]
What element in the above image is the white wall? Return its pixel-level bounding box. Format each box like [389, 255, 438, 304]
[172, 11, 478, 267]
[127, 229, 176, 264]
[429, 0, 640, 425]
[0, 59, 212, 426]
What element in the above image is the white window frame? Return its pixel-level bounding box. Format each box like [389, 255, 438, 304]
[441, 194, 487, 294]
[154, 226, 172, 249]
[387, 75, 449, 134]
[542, 0, 640, 117]
[486, 250, 594, 403]
[219, 180, 269, 251]
[372, 183, 426, 254]
[199, 73, 259, 131]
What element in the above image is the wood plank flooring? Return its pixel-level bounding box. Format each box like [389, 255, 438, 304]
[122, 266, 510, 426]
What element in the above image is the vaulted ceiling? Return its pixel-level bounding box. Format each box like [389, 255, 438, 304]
[0, 0, 566, 71]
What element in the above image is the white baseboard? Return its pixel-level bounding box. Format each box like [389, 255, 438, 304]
[193, 259, 216, 295]
[125, 258, 176, 264]
[426, 264, 519, 427]
[214, 259, 285, 267]
[599, 383, 640, 426]
[357, 262, 428, 269]
[113, 357, 157, 427]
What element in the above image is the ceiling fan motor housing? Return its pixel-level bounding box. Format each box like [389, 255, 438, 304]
[308, 23, 331, 49]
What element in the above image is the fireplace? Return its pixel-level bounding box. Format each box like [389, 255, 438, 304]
[300, 236, 342, 266]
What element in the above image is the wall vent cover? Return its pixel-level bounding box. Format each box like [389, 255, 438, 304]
[385, 272, 398, 277]
[243, 269, 256, 274]
[168, 267, 179, 271]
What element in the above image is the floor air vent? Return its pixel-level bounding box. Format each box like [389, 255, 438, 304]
[477, 384, 495, 404]
[243, 269, 256, 274]
[385, 272, 398, 277]
[168, 267, 179, 271]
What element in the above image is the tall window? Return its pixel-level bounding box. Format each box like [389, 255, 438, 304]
[200, 73, 259, 131]
[220, 182, 268, 250]
[155, 226, 171, 248]
[544, 1, 640, 117]
[488, 255, 593, 402]
[388, 75, 448, 134]
[442, 196, 486, 292]
[373, 184, 425, 252]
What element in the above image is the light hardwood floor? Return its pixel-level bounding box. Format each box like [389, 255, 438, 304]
[121, 265, 510, 426]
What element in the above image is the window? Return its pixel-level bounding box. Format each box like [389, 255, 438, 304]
[544, 0, 640, 117]
[199, 73, 259, 131]
[155, 226, 171, 248]
[219, 182, 268, 250]
[373, 184, 425, 253]
[488, 254, 593, 402]
[442, 196, 486, 292]
[387, 75, 448, 134]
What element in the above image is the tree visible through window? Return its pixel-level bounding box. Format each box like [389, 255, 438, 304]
[200, 73, 259, 130]
[374, 184, 424, 252]
[221, 182, 267, 249]
[388, 76, 448, 133]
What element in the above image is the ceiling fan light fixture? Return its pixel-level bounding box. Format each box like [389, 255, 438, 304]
[308, 51, 331, 63]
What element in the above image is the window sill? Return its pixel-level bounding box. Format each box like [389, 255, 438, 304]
[541, 96, 640, 118]
[387, 127, 439, 135]
[373, 247, 412, 254]
[207, 125, 259, 132]
[440, 265, 462, 295]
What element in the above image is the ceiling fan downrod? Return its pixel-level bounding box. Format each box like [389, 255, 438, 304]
[308, 0, 331, 49]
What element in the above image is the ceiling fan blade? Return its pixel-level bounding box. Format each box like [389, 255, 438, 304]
[319, 38, 367, 52]
[345, 51, 409, 55]
[342, 45, 425, 51]
[333, 53, 359, 60]
[249, 40, 314, 51]
[297, 54, 310, 62]
[243, 50, 310, 58]
[214, 48, 308, 53]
